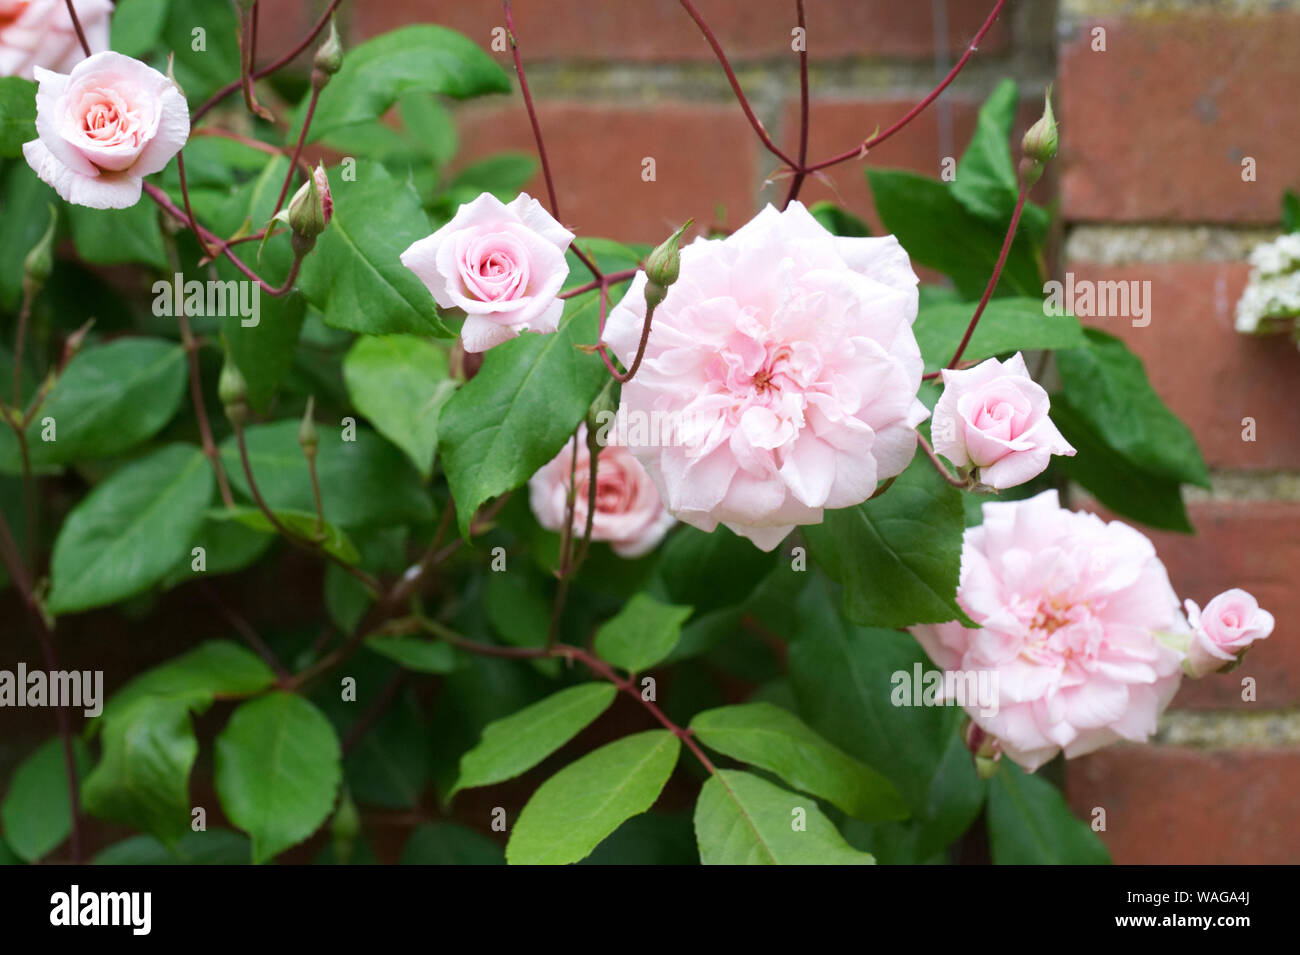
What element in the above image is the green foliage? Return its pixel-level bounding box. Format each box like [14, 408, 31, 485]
[987, 762, 1111, 864]
[0, 77, 36, 159]
[1, 738, 90, 862]
[594, 593, 693, 672]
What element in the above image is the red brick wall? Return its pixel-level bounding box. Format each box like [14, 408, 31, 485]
[266, 0, 1299, 864]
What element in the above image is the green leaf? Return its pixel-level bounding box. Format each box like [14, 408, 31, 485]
[0, 76, 35, 158]
[365, 635, 458, 674]
[111, 0, 172, 58]
[787, 577, 984, 853]
[1, 738, 89, 862]
[221, 289, 307, 414]
[68, 201, 167, 268]
[439, 292, 607, 536]
[159, 0, 240, 106]
[809, 200, 871, 237]
[299, 25, 510, 144]
[561, 238, 645, 292]
[693, 770, 875, 865]
[299, 161, 450, 336]
[92, 828, 250, 865]
[1054, 329, 1210, 489]
[451, 683, 618, 798]
[506, 730, 680, 865]
[690, 702, 907, 822]
[209, 506, 361, 565]
[398, 93, 458, 167]
[0, 163, 52, 309]
[220, 420, 433, 528]
[868, 169, 1044, 299]
[1283, 189, 1300, 234]
[215, 692, 342, 864]
[804, 454, 969, 629]
[442, 153, 538, 205]
[594, 593, 693, 672]
[162, 510, 273, 587]
[914, 297, 1084, 374]
[344, 692, 431, 810]
[401, 823, 503, 865]
[0, 338, 188, 473]
[81, 697, 197, 845]
[98, 640, 276, 726]
[48, 444, 213, 615]
[652, 525, 779, 618]
[343, 334, 455, 477]
[952, 79, 1020, 217]
[987, 762, 1111, 864]
[1050, 398, 1193, 533]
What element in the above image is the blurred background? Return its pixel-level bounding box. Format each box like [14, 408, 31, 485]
[4, 0, 1298, 864]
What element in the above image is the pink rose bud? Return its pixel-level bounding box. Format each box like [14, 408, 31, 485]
[602, 201, 929, 552]
[1183, 589, 1275, 678]
[911, 490, 1187, 772]
[931, 352, 1075, 490]
[22, 51, 190, 209]
[528, 425, 675, 559]
[0, 0, 112, 80]
[288, 164, 331, 243]
[400, 192, 574, 354]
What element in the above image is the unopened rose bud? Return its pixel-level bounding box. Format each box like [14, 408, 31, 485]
[219, 357, 250, 427]
[643, 219, 693, 310]
[298, 395, 319, 457]
[963, 719, 1002, 779]
[1019, 88, 1057, 188]
[288, 164, 332, 255]
[22, 204, 57, 299]
[313, 17, 343, 87]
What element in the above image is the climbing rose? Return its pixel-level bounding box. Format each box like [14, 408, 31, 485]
[911, 490, 1186, 772]
[529, 426, 675, 558]
[400, 192, 574, 354]
[23, 51, 190, 209]
[601, 201, 928, 551]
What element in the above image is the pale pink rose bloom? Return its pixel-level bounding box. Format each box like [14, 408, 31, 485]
[602, 201, 929, 551]
[22, 51, 190, 210]
[400, 192, 574, 354]
[1183, 589, 1274, 678]
[529, 426, 675, 558]
[931, 352, 1075, 489]
[0, 0, 111, 80]
[912, 490, 1186, 772]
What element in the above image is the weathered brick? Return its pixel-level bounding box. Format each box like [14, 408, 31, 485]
[1066, 262, 1300, 470]
[1066, 745, 1300, 864]
[354, 0, 1009, 62]
[1060, 13, 1300, 223]
[451, 102, 758, 242]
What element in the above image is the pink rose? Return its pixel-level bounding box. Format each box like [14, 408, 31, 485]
[912, 490, 1186, 772]
[529, 426, 675, 558]
[0, 0, 111, 80]
[601, 201, 928, 552]
[400, 192, 574, 354]
[22, 51, 190, 210]
[931, 352, 1075, 489]
[1183, 589, 1274, 678]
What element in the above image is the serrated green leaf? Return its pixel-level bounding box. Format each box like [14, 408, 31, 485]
[914, 297, 1084, 373]
[987, 761, 1111, 864]
[215, 692, 342, 864]
[209, 505, 361, 564]
[97, 640, 276, 726]
[690, 702, 907, 822]
[68, 200, 167, 268]
[506, 730, 680, 865]
[693, 770, 875, 865]
[81, 697, 197, 845]
[343, 334, 454, 477]
[452, 683, 618, 798]
[594, 593, 692, 673]
[804, 453, 969, 629]
[48, 444, 213, 614]
[365, 636, 458, 674]
[439, 292, 607, 536]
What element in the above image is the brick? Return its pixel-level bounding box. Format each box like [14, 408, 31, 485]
[353, 0, 1009, 63]
[1066, 746, 1300, 864]
[247, 0, 320, 71]
[450, 102, 758, 242]
[1059, 13, 1300, 223]
[1147, 501, 1300, 710]
[1066, 262, 1300, 470]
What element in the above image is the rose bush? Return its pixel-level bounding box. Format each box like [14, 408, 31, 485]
[0, 0, 1279, 868]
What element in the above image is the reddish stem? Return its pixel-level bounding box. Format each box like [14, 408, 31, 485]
[946, 182, 1029, 369]
[782, 0, 810, 208]
[63, 0, 91, 57]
